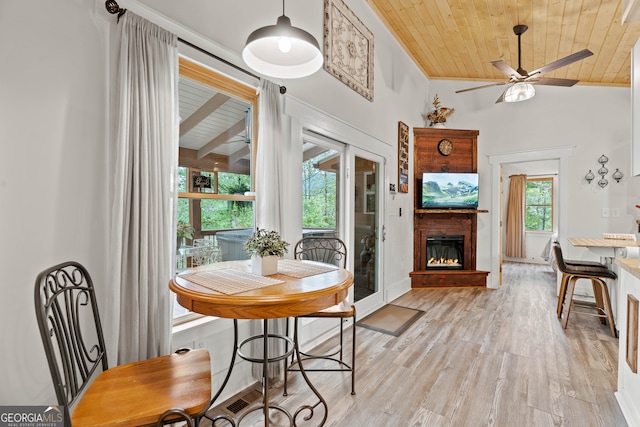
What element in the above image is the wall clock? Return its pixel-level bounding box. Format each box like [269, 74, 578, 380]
[438, 139, 454, 156]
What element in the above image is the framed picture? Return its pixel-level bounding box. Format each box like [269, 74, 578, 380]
[398, 121, 409, 193]
[323, 0, 374, 101]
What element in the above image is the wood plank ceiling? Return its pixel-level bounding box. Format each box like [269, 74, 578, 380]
[179, 77, 251, 166]
[366, 0, 640, 86]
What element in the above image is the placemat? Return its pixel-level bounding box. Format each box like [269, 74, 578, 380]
[179, 269, 284, 295]
[278, 259, 339, 278]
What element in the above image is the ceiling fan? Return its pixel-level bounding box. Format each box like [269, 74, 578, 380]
[456, 24, 593, 103]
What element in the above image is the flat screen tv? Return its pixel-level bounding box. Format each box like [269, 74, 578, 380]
[421, 172, 479, 209]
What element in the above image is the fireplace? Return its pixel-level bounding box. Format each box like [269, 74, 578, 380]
[410, 128, 488, 288]
[426, 235, 464, 270]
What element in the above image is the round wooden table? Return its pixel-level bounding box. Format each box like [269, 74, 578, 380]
[170, 259, 354, 426]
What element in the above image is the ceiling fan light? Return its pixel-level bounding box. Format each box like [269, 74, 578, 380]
[242, 15, 323, 79]
[504, 82, 536, 102]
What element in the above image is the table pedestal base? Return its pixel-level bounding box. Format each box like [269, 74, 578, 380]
[205, 319, 328, 427]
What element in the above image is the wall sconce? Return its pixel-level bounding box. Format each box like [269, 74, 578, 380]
[585, 154, 624, 188]
[613, 168, 624, 183]
[585, 170, 595, 183]
[598, 177, 608, 188]
[598, 154, 609, 164]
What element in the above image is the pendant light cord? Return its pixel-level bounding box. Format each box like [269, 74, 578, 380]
[517, 33, 522, 72]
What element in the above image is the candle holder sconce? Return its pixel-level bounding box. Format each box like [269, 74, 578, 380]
[585, 154, 623, 187]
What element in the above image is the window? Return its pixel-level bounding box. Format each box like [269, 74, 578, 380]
[174, 58, 258, 323]
[302, 147, 339, 230]
[525, 178, 553, 231]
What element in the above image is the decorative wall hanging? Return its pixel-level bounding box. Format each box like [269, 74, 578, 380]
[584, 154, 623, 187]
[323, 0, 374, 101]
[424, 94, 454, 128]
[398, 121, 409, 193]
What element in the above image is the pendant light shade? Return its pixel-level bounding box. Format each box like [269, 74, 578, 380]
[504, 82, 536, 102]
[242, 5, 323, 79]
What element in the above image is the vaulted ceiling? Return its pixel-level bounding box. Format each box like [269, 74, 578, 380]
[367, 0, 640, 87]
[179, 1, 640, 158]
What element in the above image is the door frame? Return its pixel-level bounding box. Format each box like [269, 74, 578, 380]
[347, 146, 386, 312]
[488, 145, 574, 288]
[285, 97, 391, 314]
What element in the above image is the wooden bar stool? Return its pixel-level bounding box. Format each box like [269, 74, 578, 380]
[552, 241, 607, 317]
[552, 242, 617, 337]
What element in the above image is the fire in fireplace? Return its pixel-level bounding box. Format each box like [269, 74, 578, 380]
[426, 235, 464, 269]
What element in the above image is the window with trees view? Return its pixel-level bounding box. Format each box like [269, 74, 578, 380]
[173, 58, 258, 322]
[525, 178, 553, 231]
[302, 148, 338, 230]
[177, 168, 253, 231]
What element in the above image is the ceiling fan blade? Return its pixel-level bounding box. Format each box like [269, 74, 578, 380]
[456, 82, 506, 94]
[528, 77, 580, 87]
[495, 88, 508, 104]
[491, 60, 522, 78]
[528, 49, 593, 77]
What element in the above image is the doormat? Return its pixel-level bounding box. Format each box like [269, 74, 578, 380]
[356, 304, 425, 337]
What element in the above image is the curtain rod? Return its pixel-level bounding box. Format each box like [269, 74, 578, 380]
[509, 173, 557, 178]
[103, 0, 287, 94]
[527, 173, 558, 177]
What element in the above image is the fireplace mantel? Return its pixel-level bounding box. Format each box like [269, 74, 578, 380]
[411, 128, 489, 288]
[415, 209, 489, 215]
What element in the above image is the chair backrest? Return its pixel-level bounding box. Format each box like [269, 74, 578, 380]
[34, 261, 108, 425]
[190, 245, 221, 267]
[552, 241, 569, 273]
[294, 237, 347, 268]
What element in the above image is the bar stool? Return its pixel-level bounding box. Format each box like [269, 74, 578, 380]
[552, 241, 607, 317]
[552, 241, 617, 337]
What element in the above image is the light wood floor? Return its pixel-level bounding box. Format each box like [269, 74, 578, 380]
[207, 262, 627, 426]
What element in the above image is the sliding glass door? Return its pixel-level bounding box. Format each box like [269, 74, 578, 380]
[350, 148, 384, 308]
[301, 132, 344, 241]
[299, 135, 384, 308]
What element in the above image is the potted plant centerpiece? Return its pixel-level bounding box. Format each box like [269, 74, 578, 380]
[176, 220, 195, 250]
[244, 228, 289, 276]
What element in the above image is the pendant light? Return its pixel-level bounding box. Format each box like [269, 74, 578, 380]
[503, 82, 536, 102]
[242, 0, 323, 79]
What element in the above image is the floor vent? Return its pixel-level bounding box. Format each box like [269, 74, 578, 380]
[225, 397, 249, 414]
[208, 383, 262, 419]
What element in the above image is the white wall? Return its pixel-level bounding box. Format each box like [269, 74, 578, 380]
[1, 0, 429, 405]
[0, 1, 111, 405]
[429, 80, 640, 282]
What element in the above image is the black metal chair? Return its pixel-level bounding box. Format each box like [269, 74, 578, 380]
[34, 261, 211, 426]
[552, 242, 617, 337]
[284, 237, 356, 395]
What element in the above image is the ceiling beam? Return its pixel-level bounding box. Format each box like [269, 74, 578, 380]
[197, 118, 246, 160]
[303, 146, 329, 161]
[229, 145, 250, 165]
[179, 93, 230, 137]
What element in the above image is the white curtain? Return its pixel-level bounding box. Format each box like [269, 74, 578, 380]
[255, 79, 283, 230]
[252, 79, 285, 379]
[505, 174, 527, 258]
[107, 12, 178, 365]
